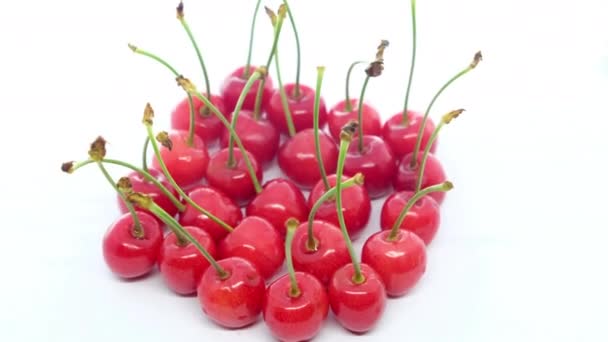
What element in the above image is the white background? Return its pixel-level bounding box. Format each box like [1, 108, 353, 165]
[1, 0, 607, 341]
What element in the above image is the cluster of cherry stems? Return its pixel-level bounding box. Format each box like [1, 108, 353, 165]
[63, 1, 481, 341]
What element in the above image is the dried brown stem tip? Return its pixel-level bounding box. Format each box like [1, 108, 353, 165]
[127, 192, 153, 209]
[176, 75, 197, 94]
[277, 4, 287, 18]
[353, 172, 365, 186]
[128, 43, 138, 52]
[156, 131, 173, 151]
[61, 161, 74, 173]
[176, 1, 184, 19]
[470, 51, 483, 69]
[88, 136, 107, 162]
[340, 120, 359, 141]
[117, 177, 134, 194]
[143, 103, 154, 125]
[365, 39, 389, 77]
[265, 6, 277, 25]
[442, 109, 465, 124]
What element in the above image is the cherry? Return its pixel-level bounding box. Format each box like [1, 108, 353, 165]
[263, 218, 329, 342]
[178, 186, 242, 242]
[158, 226, 217, 295]
[117, 168, 180, 222]
[382, 110, 437, 160]
[328, 99, 381, 140]
[246, 178, 309, 236]
[171, 94, 225, 143]
[218, 216, 284, 280]
[267, 84, 327, 135]
[394, 152, 447, 205]
[206, 148, 263, 206]
[380, 191, 441, 245]
[344, 135, 396, 199]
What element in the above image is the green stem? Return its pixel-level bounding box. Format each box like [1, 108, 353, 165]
[244, 0, 263, 78]
[402, 0, 417, 125]
[388, 182, 453, 240]
[145, 124, 235, 233]
[142, 137, 150, 172]
[344, 61, 366, 112]
[313, 66, 329, 190]
[228, 71, 264, 165]
[275, 41, 296, 137]
[282, 0, 301, 98]
[284, 218, 301, 297]
[415, 121, 444, 192]
[178, 10, 212, 97]
[357, 76, 371, 152]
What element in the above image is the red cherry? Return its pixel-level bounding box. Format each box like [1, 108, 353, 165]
[205, 147, 263, 206]
[219, 110, 279, 166]
[218, 216, 284, 280]
[158, 226, 217, 295]
[246, 178, 309, 236]
[170, 94, 226, 144]
[117, 168, 178, 222]
[328, 263, 386, 333]
[278, 128, 338, 189]
[327, 99, 381, 141]
[151, 130, 209, 189]
[197, 257, 265, 328]
[394, 152, 447, 205]
[220, 66, 274, 113]
[102, 211, 163, 279]
[343, 135, 397, 199]
[380, 191, 441, 245]
[266, 84, 327, 134]
[291, 220, 350, 285]
[263, 272, 329, 341]
[382, 111, 437, 160]
[307, 174, 371, 240]
[178, 186, 242, 242]
[361, 230, 427, 297]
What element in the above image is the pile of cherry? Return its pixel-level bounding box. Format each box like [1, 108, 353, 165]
[62, 1, 481, 340]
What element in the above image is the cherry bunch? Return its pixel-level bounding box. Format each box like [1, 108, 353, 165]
[62, 1, 481, 340]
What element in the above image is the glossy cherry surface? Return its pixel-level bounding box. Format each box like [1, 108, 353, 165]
[197, 257, 266, 329]
[158, 226, 217, 295]
[206, 147, 263, 206]
[266, 83, 327, 135]
[218, 216, 284, 280]
[394, 152, 447, 205]
[246, 178, 309, 236]
[171, 94, 226, 144]
[382, 110, 437, 160]
[263, 272, 329, 342]
[220, 66, 274, 113]
[307, 174, 371, 240]
[380, 190, 441, 245]
[151, 130, 208, 188]
[343, 135, 396, 199]
[291, 220, 350, 286]
[361, 230, 427, 297]
[102, 211, 163, 279]
[329, 263, 386, 333]
[327, 99, 381, 141]
[278, 128, 338, 189]
[117, 168, 178, 221]
[178, 186, 242, 242]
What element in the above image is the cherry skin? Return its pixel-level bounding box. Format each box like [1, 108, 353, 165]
[151, 130, 209, 189]
[117, 168, 178, 222]
[291, 220, 350, 286]
[343, 135, 397, 199]
[178, 186, 242, 242]
[206, 147, 263, 206]
[380, 190, 441, 245]
[361, 230, 427, 297]
[307, 174, 371, 240]
[328, 263, 387, 333]
[327, 99, 381, 141]
[382, 110, 437, 160]
[219, 110, 279, 167]
[218, 216, 284, 280]
[171, 94, 226, 144]
[197, 256, 266, 328]
[266, 83, 327, 135]
[102, 211, 163, 279]
[263, 272, 329, 342]
[158, 226, 217, 295]
[278, 128, 338, 189]
[246, 178, 309, 236]
[220, 66, 274, 113]
[394, 152, 447, 205]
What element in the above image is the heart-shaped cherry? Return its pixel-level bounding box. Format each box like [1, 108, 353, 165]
[380, 191, 440, 245]
[267, 83, 327, 135]
[263, 218, 329, 342]
[382, 110, 437, 160]
[171, 94, 225, 144]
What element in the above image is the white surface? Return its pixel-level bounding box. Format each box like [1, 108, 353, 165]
[1, 0, 607, 341]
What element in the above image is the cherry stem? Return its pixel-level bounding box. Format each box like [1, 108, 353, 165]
[306, 173, 363, 251]
[284, 218, 301, 297]
[144, 124, 235, 233]
[388, 181, 453, 241]
[97, 162, 144, 239]
[274, 36, 296, 137]
[344, 61, 366, 112]
[410, 51, 482, 167]
[313, 66, 330, 190]
[282, 0, 301, 98]
[228, 70, 264, 166]
[244, 0, 263, 78]
[356, 76, 371, 152]
[402, 0, 417, 125]
[142, 137, 150, 172]
[336, 126, 365, 284]
[177, 2, 211, 98]
[69, 159, 185, 212]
